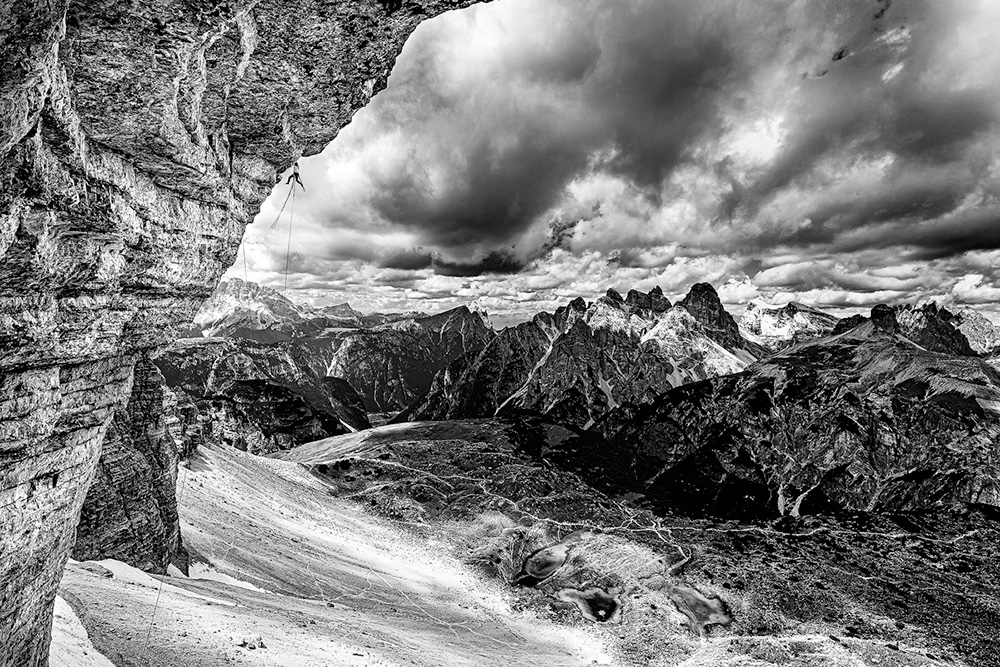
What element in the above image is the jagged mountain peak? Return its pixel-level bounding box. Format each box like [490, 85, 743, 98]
[834, 302, 977, 356]
[407, 285, 758, 429]
[678, 282, 761, 357]
[953, 307, 1000, 356]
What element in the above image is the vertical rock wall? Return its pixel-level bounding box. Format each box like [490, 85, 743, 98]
[71, 356, 185, 573]
[0, 1, 485, 664]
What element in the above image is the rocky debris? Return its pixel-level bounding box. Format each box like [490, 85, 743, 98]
[407, 285, 755, 429]
[951, 307, 1000, 356]
[739, 300, 839, 351]
[278, 418, 1000, 665]
[598, 318, 1000, 518]
[516, 530, 592, 586]
[235, 635, 266, 650]
[665, 584, 731, 635]
[1, 2, 485, 659]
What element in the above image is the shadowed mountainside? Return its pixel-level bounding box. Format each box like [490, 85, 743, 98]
[404, 285, 760, 428]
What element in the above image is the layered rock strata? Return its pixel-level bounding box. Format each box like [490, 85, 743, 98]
[0, 1, 482, 664]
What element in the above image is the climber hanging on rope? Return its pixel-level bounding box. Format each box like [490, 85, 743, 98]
[270, 162, 304, 229]
[285, 161, 305, 190]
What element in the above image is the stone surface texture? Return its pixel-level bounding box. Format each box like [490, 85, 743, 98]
[597, 312, 1000, 519]
[71, 356, 185, 573]
[0, 1, 482, 664]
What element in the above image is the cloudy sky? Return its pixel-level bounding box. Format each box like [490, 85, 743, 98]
[229, 0, 1000, 324]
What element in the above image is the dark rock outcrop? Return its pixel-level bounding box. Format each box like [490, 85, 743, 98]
[831, 303, 977, 357]
[598, 319, 1000, 518]
[400, 315, 555, 421]
[0, 1, 484, 663]
[72, 357, 186, 573]
[894, 302, 976, 356]
[155, 337, 370, 454]
[678, 283, 765, 357]
[295, 306, 496, 412]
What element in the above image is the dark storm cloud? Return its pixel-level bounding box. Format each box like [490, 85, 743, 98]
[346, 0, 996, 271]
[868, 208, 1000, 260]
[377, 249, 434, 270]
[312, 0, 791, 270]
[250, 0, 1000, 317]
[432, 249, 524, 277]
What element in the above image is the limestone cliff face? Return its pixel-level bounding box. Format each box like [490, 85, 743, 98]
[0, 2, 482, 664]
[71, 356, 186, 574]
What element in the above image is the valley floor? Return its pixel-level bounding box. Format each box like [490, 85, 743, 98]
[54, 445, 611, 667]
[53, 438, 996, 667]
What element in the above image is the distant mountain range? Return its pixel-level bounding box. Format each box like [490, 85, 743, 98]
[189, 278, 427, 341]
[179, 279, 1000, 435]
[589, 306, 1000, 519]
[403, 285, 762, 428]
[273, 301, 1000, 666]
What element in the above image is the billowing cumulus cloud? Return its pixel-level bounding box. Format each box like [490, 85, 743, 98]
[230, 0, 1000, 323]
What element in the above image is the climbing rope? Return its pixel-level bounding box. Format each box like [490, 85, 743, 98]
[269, 186, 294, 230]
[267, 178, 299, 293]
[241, 238, 249, 283]
[284, 186, 295, 293]
[143, 457, 191, 651]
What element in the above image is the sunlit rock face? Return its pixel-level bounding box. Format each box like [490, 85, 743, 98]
[951, 307, 1000, 357]
[0, 1, 483, 663]
[893, 302, 977, 357]
[739, 300, 840, 352]
[598, 312, 1000, 519]
[406, 285, 758, 428]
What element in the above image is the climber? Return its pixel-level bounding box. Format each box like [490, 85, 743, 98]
[285, 162, 305, 190]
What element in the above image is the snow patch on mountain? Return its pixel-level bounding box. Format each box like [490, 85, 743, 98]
[739, 299, 839, 351]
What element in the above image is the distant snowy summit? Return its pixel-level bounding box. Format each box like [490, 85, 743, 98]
[190, 278, 427, 340]
[739, 299, 840, 352]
